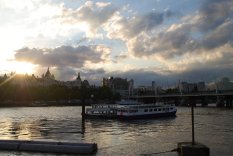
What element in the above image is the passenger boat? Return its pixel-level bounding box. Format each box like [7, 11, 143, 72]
[117, 102, 177, 120]
[85, 100, 176, 120]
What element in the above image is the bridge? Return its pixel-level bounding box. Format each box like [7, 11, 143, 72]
[129, 91, 233, 108]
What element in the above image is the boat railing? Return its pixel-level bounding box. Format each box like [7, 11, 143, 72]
[91, 104, 117, 109]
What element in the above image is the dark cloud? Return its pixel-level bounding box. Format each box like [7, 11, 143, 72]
[197, 0, 233, 32]
[15, 45, 110, 68]
[49, 64, 233, 86]
[127, 23, 200, 58]
[202, 20, 233, 49]
[128, 12, 164, 37]
[121, 0, 233, 61]
[101, 65, 233, 87]
[107, 10, 176, 39]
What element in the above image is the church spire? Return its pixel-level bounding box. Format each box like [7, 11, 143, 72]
[45, 67, 51, 78]
[77, 72, 81, 80]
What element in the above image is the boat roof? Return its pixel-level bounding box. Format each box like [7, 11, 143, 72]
[116, 100, 142, 105]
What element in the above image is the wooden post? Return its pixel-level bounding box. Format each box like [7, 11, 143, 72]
[178, 97, 209, 156]
[191, 100, 195, 145]
[82, 103, 85, 118]
[81, 117, 85, 134]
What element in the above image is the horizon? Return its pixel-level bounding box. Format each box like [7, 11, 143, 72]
[1, 69, 231, 88]
[0, 0, 233, 86]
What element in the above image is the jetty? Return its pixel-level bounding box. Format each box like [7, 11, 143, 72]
[0, 139, 97, 154]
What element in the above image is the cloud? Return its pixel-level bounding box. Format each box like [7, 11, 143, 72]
[197, 0, 233, 32]
[104, 0, 233, 78]
[4, 0, 233, 85]
[202, 20, 233, 49]
[113, 54, 128, 62]
[106, 10, 176, 40]
[14, 45, 111, 68]
[127, 23, 199, 58]
[60, 1, 117, 36]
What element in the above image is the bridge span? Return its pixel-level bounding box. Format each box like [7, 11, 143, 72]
[129, 91, 233, 108]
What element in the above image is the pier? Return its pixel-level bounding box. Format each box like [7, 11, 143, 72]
[0, 140, 97, 154]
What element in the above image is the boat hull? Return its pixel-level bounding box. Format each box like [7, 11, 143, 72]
[84, 114, 117, 119]
[84, 111, 176, 120]
[117, 111, 177, 120]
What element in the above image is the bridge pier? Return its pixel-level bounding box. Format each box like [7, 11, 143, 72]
[189, 97, 196, 107]
[174, 97, 181, 106]
[216, 96, 225, 107]
[225, 96, 233, 108]
[230, 96, 233, 108]
[201, 97, 208, 107]
[180, 97, 188, 106]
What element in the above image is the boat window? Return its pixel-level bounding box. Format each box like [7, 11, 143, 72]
[149, 109, 152, 112]
[144, 109, 148, 112]
[163, 108, 165, 111]
[170, 107, 173, 110]
[121, 110, 128, 112]
[158, 108, 161, 111]
[154, 109, 157, 111]
[129, 110, 138, 113]
[166, 108, 169, 111]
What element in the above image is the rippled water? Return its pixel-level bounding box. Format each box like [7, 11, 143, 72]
[0, 106, 233, 156]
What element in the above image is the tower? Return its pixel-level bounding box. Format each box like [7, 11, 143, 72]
[75, 72, 82, 87]
[77, 72, 81, 80]
[45, 67, 51, 78]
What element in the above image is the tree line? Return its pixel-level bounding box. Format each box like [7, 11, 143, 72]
[0, 81, 121, 106]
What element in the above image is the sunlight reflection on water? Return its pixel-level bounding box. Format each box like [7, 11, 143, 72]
[0, 106, 232, 155]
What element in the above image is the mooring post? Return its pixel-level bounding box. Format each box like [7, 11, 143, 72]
[177, 97, 209, 156]
[81, 117, 85, 134]
[82, 104, 85, 118]
[191, 98, 195, 145]
[81, 99, 86, 119]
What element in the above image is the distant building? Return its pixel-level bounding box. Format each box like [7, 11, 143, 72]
[151, 81, 162, 95]
[43, 67, 55, 80]
[133, 82, 163, 96]
[65, 72, 89, 88]
[179, 81, 206, 93]
[197, 82, 206, 91]
[10, 67, 59, 87]
[208, 77, 233, 91]
[9, 68, 90, 88]
[103, 77, 134, 98]
[40, 67, 58, 86]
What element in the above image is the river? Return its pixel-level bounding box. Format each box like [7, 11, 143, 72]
[0, 106, 232, 156]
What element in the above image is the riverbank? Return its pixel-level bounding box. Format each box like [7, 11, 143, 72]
[0, 100, 84, 107]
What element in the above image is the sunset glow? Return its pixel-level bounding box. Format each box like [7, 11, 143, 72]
[11, 62, 35, 75]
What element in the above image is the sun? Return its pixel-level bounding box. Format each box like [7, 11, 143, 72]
[13, 62, 35, 74]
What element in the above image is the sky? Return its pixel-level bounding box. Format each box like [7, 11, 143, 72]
[0, 0, 233, 86]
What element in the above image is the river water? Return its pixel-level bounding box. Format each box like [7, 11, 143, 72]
[0, 106, 232, 156]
